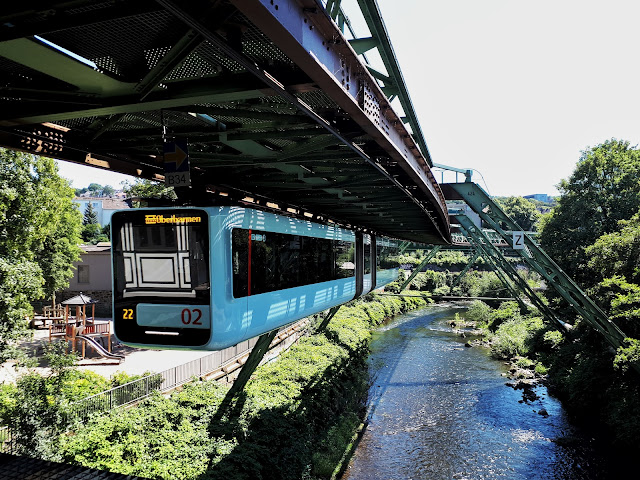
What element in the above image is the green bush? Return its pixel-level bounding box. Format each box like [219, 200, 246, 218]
[56, 293, 430, 479]
[488, 301, 521, 331]
[411, 271, 447, 292]
[466, 300, 491, 326]
[0, 383, 17, 424]
[542, 330, 564, 350]
[61, 370, 111, 402]
[613, 338, 640, 373]
[488, 315, 545, 359]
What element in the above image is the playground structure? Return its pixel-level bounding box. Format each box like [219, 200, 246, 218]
[45, 295, 123, 363]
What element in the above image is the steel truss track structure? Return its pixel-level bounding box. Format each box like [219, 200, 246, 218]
[0, 0, 449, 244]
[442, 182, 632, 355]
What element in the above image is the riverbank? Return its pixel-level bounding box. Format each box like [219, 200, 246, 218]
[10, 291, 430, 479]
[344, 304, 635, 479]
[459, 300, 640, 461]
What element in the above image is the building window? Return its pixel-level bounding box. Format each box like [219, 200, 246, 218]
[78, 265, 90, 284]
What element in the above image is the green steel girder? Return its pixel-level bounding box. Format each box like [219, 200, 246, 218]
[353, 0, 431, 164]
[450, 251, 481, 288]
[455, 214, 574, 324]
[446, 182, 628, 348]
[398, 245, 442, 291]
[453, 220, 528, 310]
[226, 330, 279, 398]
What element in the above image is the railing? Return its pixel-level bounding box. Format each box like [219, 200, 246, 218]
[67, 320, 308, 423]
[0, 320, 310, 453]
[0, 425, 13, 453]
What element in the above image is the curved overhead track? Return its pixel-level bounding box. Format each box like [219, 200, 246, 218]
[0, 0, 450, 244]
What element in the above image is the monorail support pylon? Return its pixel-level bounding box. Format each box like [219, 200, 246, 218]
[398, 245, 442, 292]
[225, 330, 279, 400]
[444, 182, 634, 357]
[454, 215, 553, 318]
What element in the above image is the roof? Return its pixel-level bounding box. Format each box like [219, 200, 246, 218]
[61, 293, 98, 305]
[73, 198, 130, 210]
[80, 243, 111, 253]
[102, 198, 130, 210]
[0, 453, 145, 480]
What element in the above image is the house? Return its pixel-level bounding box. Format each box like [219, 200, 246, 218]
[73, 197, 130, 227]
[60, 243, 113, 317]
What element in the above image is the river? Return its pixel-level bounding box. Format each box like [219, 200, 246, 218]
[342, 305, 632, 480]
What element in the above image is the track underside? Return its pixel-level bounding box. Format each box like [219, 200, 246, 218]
[0, 0, 450, 244]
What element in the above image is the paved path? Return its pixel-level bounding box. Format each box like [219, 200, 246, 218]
[0, 319, 212, 382]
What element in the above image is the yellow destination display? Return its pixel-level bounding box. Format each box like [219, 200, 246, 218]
[145, 214, 202, 225]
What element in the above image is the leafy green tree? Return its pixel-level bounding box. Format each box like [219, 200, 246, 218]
[497, 196, 541, 231]
[87, 183, 103, 196]
[586, 212, 640, 285]
[122, 179, 177, 207]
[101, 184, 115, 196]
[0, 148, 82, 359]
[539, 139, 640, 284]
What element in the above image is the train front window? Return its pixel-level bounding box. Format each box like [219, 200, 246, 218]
[112, 210, 210, 302]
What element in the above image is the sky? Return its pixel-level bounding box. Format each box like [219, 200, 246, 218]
[56, 0, 640, 197]
[372, 0, 640, 196]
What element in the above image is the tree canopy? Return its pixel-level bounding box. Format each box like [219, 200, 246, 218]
[496, 196, 541, 231]
[0, 149, 82, 359]
[122, 179, 176, 207]
[539, 139, 640, 284]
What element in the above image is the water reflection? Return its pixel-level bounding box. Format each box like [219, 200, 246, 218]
[343, 306, 625, 480]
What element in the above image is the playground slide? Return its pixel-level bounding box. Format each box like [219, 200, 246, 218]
[76, 335, 125, 362]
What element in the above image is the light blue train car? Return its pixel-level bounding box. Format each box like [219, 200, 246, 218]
[111, 206, 399, 350]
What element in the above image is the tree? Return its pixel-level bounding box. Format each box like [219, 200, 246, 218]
[539, 139, 640, 284]
[0, 148, 82, 359]
[101, 184, 115, 197]
[586, 212, 640, 285]
[81, 203, 108, 244]
[122, 178, 177, 207]
[87, 183, 103, 196]
[497, 196, 541, 231]
[82, 202, 98, 225]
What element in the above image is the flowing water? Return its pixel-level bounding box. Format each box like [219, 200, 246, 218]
[343, 305, 632, 480]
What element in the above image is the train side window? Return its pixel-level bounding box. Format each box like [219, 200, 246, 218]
[232, 229, 354, 298]
[376, 239, 400, 271]
[363, 235, 372, 275]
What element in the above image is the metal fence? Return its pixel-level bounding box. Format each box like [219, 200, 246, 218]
[67, 320, 309, 422]
[1, 320, 309, 451]
[67, 336, 260, 423]
[0, 425, 14, 454]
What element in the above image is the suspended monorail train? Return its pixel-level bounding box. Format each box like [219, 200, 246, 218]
[111, 206, 400, 350]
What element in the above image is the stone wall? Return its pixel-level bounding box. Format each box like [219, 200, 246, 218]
[58, 290, 112, 317]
